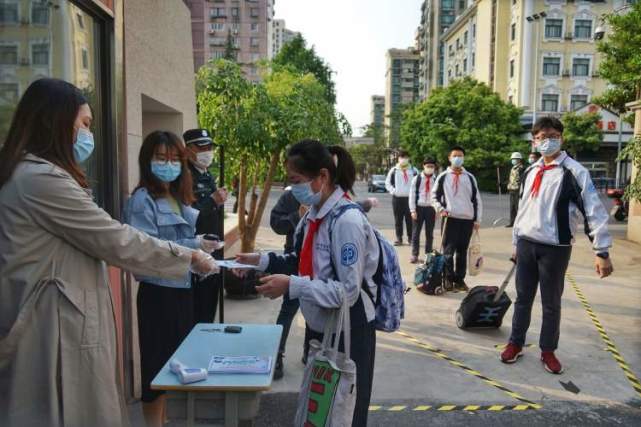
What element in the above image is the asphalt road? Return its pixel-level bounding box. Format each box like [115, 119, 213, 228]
[227, 181, 618, 233]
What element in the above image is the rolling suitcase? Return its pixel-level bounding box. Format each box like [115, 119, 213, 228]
[455, 261, 516, 329]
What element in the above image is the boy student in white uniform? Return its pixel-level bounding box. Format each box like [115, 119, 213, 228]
[385, 150, 418, 246]
[236, 140, 379, 427]
[501, 116, 613, 374]
[431, 146, 482, 292]
[409, 158, 438, 263]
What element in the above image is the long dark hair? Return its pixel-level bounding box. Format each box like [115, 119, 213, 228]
[0, 78, 89, 189]
[286, 140, 356, 195]
[135, 131, 195, 205]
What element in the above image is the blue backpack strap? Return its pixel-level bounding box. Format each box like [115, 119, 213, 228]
[327, 202, 379, 304]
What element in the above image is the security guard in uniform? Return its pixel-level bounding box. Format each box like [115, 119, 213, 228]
[183, 128, 228, 323]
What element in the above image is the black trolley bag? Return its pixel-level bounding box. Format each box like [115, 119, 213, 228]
[455, 259, 516, 329]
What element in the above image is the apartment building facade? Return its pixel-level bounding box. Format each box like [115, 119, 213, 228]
[272, 18, 299, 56]
[370, 95, 385, 129]
[184, 0, 274, 81]
[384, 48, 420, 147]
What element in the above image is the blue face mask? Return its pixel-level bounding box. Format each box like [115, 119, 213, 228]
[151, 161, 182, 183]
[290, 181, 322, 207]
[536, 138, 562, 157]
[511, 159, 520, 166]
[450, 156, 464, 168]
[73, 128, 94, 163]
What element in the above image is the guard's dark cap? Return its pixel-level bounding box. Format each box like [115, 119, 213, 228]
[183, 128, 213, 146]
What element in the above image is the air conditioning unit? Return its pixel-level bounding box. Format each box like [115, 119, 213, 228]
[564, 33, 573, 40]
[19, 58, 30, 66]
[592, 72, 600, 78]
[562, 70, 571, 77]
[20, 18, 30, 25]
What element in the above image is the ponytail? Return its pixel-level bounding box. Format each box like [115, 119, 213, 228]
[286, 140, 356, 194]
[327, 145, 356, 195]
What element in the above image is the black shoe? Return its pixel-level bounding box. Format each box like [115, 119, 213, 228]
[301, 353, 308, 366]
[274, 353, 284, 380]
[394, 240, 403, 246]
[454, 280, 469, 292]
[505, 224, 513, 228]
[443, 278, 454, 291]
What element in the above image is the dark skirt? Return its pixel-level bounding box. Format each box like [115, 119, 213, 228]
[137, 282, 194, 402]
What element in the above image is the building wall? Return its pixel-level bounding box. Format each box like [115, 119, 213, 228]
[371, 95, 385, 128]
[384, 48, 420, 147]
[124, 0, 198, 193]
[185, 0, 274, 81]
[272, 18, 299, 56]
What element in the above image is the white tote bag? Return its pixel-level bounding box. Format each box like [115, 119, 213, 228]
[467, 230, 484, 277]
[294, 293, 357, 427]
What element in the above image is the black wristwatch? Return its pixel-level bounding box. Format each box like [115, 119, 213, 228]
[596, 252, 609, 260]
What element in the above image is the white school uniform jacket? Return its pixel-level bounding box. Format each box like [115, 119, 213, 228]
[258, 186, 379, 333]
[431, 167, 483, 222]
[409, 172, 436, 212]
[385, 165, 418, 197]
[512, 151, 612, 252]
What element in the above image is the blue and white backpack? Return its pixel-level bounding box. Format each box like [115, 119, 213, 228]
[327, 203, 406, 332]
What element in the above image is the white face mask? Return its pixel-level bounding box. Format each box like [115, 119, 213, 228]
[399, 158, 409, 166]
[424, 166, 435, 175]
[536, 138, 562, 157]
[195, 151, 214, 169]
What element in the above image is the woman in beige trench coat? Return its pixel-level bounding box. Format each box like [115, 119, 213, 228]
[0, 79, 218, 427]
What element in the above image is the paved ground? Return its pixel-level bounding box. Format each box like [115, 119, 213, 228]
[129, 182, 638, 426]
[219, 183, 640, 426]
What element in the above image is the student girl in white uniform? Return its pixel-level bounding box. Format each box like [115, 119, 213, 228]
[237, 140, 379, 427]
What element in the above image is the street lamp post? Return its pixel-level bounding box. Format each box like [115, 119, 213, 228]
[526, 11, 547, 127]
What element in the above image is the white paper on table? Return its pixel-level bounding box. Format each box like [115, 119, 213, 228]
[208, 355, 272, 374]
[217, 260, 260, 270]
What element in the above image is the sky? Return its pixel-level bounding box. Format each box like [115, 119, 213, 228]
[274, 0, 424, 136]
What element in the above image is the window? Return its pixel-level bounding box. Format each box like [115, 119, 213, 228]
[472, 24, 476, 37]
[509, 95, 513, 104]
[442, 0, 455, 8]
[211, 8, 225, 17]
[463, 58, 467, 72]
[250, 37, 259, 48]
[0, 45, 18, 65]
[572, 58, 590, 76]
[81, 48, 89, 69]
[574, 19, 592, 39]
[32, 43, 49, 66]
[542, 57, 561, 76]
[0, 2, 19, 24]
[510, 59, 514, 78]
[250, 53, 261, 62]
[210, 37, 225, 46]
[211, 50, 225, 60]
[76, 13, 84, 29]
[448, 45, 454, 56]
[251, 22, 259, 32]
[570, 94, 588, 111]
[471, 52, 475, 67]
[455, 64, 459, 76]
[0, 83, 19, 104]
[31, 2, 49, 25]
[211, 23, 225, 31]
[250, 8, 259, 18]
[456, 38, 460, 49]
[464, 31, 468, 44]
[545, 19, 563, 38]
[231, 7, 239, 17]
[542, 94, 559, 112]
[459, 0, 466, 10]
[511, 23, 516, 41]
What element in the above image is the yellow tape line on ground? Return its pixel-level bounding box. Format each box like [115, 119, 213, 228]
[368, 404, 538, 412]
[567, 274, 641, 408]
[396, 330, 542, 410]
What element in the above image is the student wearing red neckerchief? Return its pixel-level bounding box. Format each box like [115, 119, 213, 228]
[431, 146, 482, 292]
[235, 141, 379, 427]
[409, 159, 438, 264]
[385, 150, 418, 246]
[501, 116, 614, 375]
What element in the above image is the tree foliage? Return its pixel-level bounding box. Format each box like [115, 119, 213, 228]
[561, 112, 603, 159]
[620, 136, 641, 202]
[196, 59, 343, 251]
[400, 77, 525, 191]
[273, 34, 336, 105]
[348, 123, 388, 177]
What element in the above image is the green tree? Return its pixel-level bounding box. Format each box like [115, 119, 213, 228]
[595, 2, 641, 202]
[561, 112, 603, 159]
[273, 34, 336, 104]
[348, 123, 387, 176]
[223, 29, 238, 61]
[197, 59, 340, 251]
[400, 77, 524, 191]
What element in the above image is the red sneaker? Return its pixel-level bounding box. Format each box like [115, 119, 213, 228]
[541, 351, 564, 374]
[500, 343, 523, 364]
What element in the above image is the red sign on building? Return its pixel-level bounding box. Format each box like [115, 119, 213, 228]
[608, 121, 617, 131]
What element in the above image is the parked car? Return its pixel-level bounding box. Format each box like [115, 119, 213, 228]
[368, 174, 387, 193]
